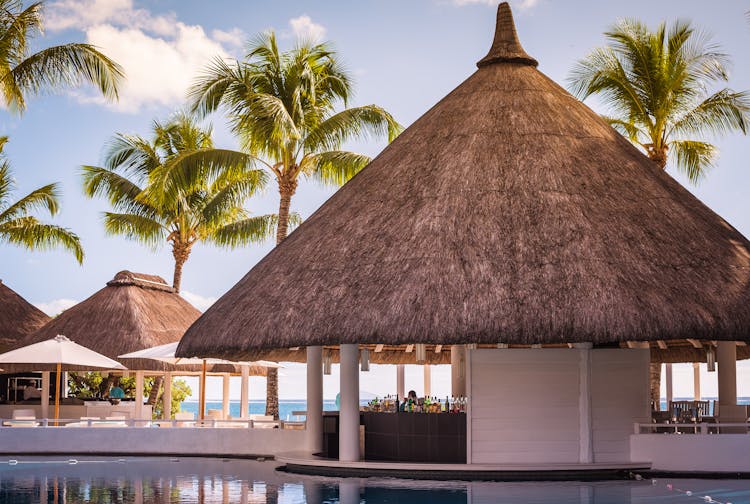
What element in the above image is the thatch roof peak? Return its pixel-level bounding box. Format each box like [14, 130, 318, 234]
[107, 270, 174, 292]
[477, 2, 537, 68]
[0, 280, 49, 352]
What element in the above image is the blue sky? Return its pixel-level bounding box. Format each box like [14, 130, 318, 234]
[2, 0, 750, 399]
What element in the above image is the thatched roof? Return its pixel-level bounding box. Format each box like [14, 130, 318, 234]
[178, 3, 750, 360]
[0, 280, 49, 352]
[20, 271, 201, 371]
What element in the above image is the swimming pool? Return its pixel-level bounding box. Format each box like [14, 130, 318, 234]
[0, 457, 748, 503]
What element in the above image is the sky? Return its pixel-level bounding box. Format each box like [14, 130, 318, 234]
[2, 0, 750, 400]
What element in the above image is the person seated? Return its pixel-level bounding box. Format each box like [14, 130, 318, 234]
[108, 380, 125, 399]
[22, 381, 41, 401]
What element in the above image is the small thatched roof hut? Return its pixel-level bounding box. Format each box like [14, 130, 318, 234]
[0, 280, 50, 352]
[22, 271, 201, 371]
[179, 3, 750, 361]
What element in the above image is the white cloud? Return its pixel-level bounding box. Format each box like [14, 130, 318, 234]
[45, 0, 238, 113]
[451, 0, 539, 8]
[212, 28, 246, 48]
[180, 291, 217, 312]
[288, 15, 326, 41]
[34, 298, 77, 316]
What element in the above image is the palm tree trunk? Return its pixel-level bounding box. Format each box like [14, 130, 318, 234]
[276, 176, 298, 245]
[171, 241, 191, 293]
[647, 145, 668, 169]
[146, 376, 163, 408]
[265, 174, 298, 419]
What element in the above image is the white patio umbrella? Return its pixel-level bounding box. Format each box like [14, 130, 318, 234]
[119, 342, 280, 420]
[0, 334, 126, 420]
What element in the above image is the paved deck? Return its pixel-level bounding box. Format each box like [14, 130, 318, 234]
[276, 452, 651, 481]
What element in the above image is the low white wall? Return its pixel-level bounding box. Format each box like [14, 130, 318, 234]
[0, 427, 305, 458]
[469, 348, 649, 464]
[631, 434, 750, 472]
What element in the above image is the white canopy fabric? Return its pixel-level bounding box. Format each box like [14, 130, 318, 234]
[0, 335, 126, 369]
[119, 342, 280, 420]
[0, 334, 126, 421]
[118, 342, 280, 368]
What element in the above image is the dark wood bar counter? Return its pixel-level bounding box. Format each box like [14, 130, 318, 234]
[321, 411, 466, 463]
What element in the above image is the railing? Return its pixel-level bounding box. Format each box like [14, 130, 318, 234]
[0, 417, 306, 429]
[634, 422, 749, 435]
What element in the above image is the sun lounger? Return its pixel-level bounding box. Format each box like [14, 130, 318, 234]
[249, 414, 280, 429]
[4, 409, 39, 427]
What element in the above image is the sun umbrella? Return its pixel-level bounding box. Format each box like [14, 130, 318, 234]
[0, 334, 126, 421]
[119, 342, 280, 420]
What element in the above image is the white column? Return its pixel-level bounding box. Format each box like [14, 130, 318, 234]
[339, 344, 360, 462]
[693, 363, 701, 401]
[41, 372, 50, 420]
[423, 365, 431, 397]
[222, 374, 231, 419]
[574, 343, 593, 464]
[665, 364, 673, 408]
[60, 372, 68, 398]
[306, 346, 323, 454]
[240, 365, 250, 419]
[450, 345, 466, 397]
[396, 365, 405, 400]
[134, 371, 144, 420]
[162, 372, 172, 420]
[717, 341, 737, 408]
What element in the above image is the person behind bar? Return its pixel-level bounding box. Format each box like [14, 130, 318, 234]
[400, 390, 418, 412]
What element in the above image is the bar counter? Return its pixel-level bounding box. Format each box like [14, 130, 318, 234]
[321, 412, 466, 463]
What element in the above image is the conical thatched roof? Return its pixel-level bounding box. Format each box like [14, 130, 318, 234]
[179, 3, 750, 360]
[21, 271, 201, 371]
[0, 280, 49, 352]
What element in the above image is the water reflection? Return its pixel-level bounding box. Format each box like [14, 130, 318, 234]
[0, 457, 748, 503]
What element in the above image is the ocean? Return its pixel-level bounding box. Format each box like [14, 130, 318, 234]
[179, 397, 750, 420]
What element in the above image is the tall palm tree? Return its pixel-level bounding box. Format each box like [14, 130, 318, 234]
[82, 113, 276, 293]
[568, 19, 750, 182]
[0, 136, 83, 262]
[82, 114, 276, 408]
[189, 32, 402, 418]
[0, 0, 123, 113]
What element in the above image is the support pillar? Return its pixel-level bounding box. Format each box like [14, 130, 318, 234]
[162, 372, 172, 420]
[240, 365, 250, 419]
[574, 343, 593, 464]
[339, 344, 360, 462]
[717, 341, 737, 412]
[222, 374, 230, 419]
[665, 363, 673, 409]
[450, 345, 466, 397]
[693, 363, 701, 401]
[423, 364, 431, 397]
[60, 372, 68, 398]
[134, 371, 144, 420]
[306, 346, 323, 454]
[396, 365, 405, 400]
[41, 372, 50, 420]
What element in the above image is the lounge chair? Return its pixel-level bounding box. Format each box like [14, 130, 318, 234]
[3, 409, 39, 427]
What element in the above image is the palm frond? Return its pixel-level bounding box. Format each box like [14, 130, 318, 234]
[670, 139, 717, 182]
[101, 212, 166, 249]
[0, 215, 83, 263]
[209, 213, 278, 247]
[0, 181, 58, 222]
[302, 150, 371, 187]
[6, 43, 124, 112]
[670, 89, 750, 137]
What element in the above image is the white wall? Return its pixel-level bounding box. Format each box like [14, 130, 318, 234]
[470, 349, 580, 464]
[631, 434, 750, 472]
[591, 349, 650, 462]
[469, 348, 649, 464]
[0, 427, 305, 458]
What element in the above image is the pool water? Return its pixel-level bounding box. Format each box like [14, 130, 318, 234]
[0, 457, 748, 503]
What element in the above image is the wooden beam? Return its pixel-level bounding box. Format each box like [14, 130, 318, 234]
[737, 341, 747, 347]
[374, 344, 384, 353]
[626, 341, 649, 349]
[657, 340, 668, 350]
[434, 345, 443, 353]
[289, 347, 300, 351]
[687, 339, 703, 349]
[405, 344, 414, 353]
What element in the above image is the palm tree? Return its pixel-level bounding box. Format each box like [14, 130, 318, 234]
[0, 0, 123, 113]
[0, 136, 83, 262]
[82, 113, 276, 293]
[189, 32, 402, 418]
[82, 113, 276, 407]
[568, 19, 750, 182]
